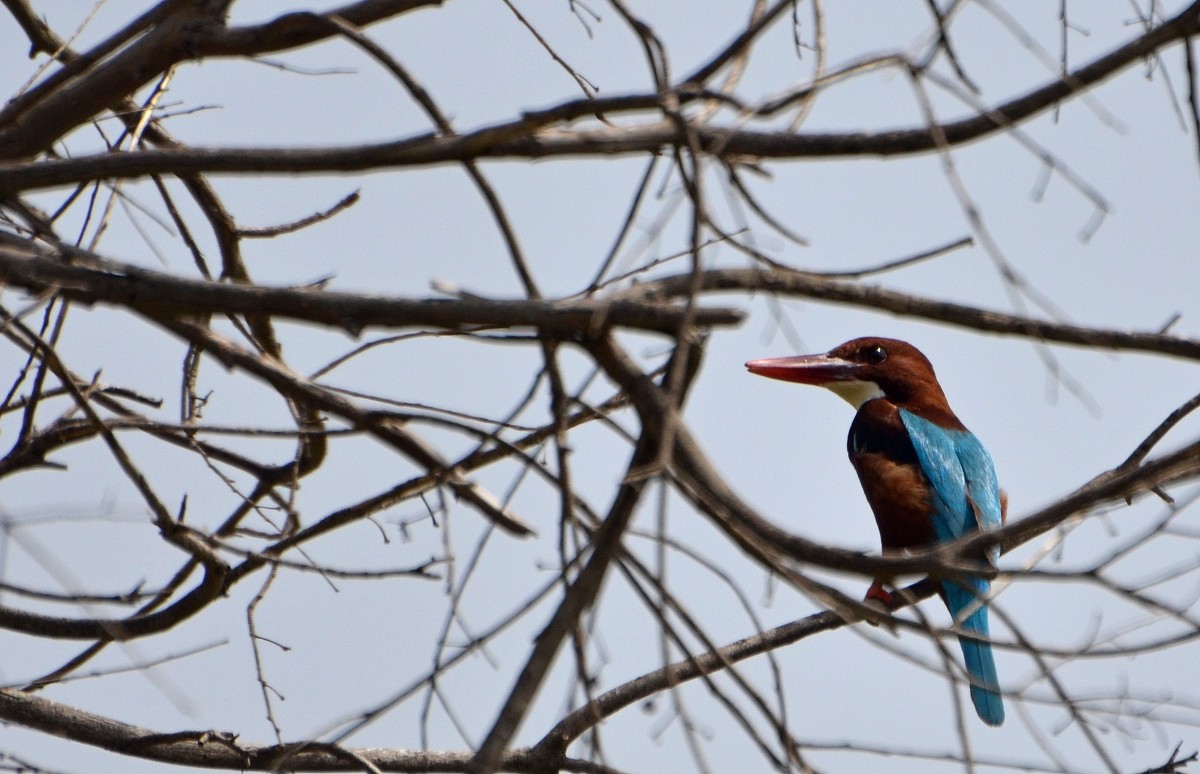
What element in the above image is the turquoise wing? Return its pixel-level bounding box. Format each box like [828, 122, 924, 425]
[899, 409, 1005, 726]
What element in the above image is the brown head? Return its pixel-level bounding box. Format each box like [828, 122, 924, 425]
[745, 337, 958, 421]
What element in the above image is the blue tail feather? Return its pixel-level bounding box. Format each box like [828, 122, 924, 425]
[944, 579, 1005, 726]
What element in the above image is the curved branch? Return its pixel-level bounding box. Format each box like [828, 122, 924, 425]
[0, 545, 227, 641]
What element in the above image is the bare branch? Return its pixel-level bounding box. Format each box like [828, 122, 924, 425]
[0, 238, 741, 337]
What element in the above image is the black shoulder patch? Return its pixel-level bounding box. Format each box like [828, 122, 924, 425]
[848, 401, 919, 463]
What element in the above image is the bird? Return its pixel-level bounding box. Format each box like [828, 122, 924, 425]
[745, 336, 1005, 726]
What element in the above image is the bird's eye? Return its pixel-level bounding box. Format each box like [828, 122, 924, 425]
[861, 345, 887, 364]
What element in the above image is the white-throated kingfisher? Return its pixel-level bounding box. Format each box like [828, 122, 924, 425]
[746, 337, 1005, 726]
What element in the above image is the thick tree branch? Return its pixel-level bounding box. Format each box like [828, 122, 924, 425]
[0, 1, 444, 160]
[197, 1, 445, 58]
[0, 545, 227, 641]
[1, 2, 1197, 192]
[0, 238, 743, 337]
[0, 688, 620, 773]
[630, 267, 1200, 361]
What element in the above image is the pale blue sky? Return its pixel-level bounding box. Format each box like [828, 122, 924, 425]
[2, 2, 1199, 773]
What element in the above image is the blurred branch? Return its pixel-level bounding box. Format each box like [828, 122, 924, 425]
[0, 550, 226, 641]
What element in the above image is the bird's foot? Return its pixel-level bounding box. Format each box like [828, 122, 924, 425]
[862, 581, 900, 635]
[865, 580, 895, 608]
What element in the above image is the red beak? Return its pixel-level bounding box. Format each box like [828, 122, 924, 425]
[744, 354, 860, 385]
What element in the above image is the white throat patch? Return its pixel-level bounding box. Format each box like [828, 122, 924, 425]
[825, 380, 885, 408]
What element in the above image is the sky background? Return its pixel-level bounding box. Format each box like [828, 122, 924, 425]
[2, 2, 1200, 773]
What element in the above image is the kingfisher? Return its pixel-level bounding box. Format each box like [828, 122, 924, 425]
[746, 337, 1005, 726]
